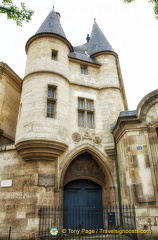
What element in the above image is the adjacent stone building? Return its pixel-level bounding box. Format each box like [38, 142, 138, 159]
[0, 7, 158, 240]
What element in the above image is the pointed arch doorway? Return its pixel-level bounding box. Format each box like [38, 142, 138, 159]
[63, 152, 105, 229]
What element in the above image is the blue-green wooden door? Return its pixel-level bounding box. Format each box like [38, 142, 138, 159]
[64, 179, 103, 229]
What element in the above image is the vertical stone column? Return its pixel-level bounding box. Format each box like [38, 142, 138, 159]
[127, 132, 155, 204]
[148, 126, 158, 194]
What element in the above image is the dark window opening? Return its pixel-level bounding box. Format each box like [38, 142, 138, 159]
[47, 86, 57, 118]
[51, 50, 58, 61]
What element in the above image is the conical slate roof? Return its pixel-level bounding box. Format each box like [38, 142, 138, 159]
[26, 8, 73, 53]
[36, 8, 67, 39]
[86, 19, 114, 56]
[68, 19, 114, 64]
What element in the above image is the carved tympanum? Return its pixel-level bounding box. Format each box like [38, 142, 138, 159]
[64, 153, 106, 185]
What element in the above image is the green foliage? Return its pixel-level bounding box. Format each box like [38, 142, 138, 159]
[0, 0, 34, 26]
[124, 0, 158, 19]
[124, 0, 135, 2]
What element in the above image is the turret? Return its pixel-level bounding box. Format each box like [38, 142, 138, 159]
[15, 8, 72, 161]
[68, 19, 128, 144]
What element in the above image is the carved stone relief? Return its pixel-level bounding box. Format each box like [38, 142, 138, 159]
[72, 132, 81, 142]
[72, 131, 102, 144]
[63, 152, 106, 185]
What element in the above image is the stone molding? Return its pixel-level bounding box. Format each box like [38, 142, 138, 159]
[68, 56, 101, 68]
[112, 118, 146, 143]
[137, 89, 158, 122]
[72, 131, 102, 144]
[104, 146, 115, 160]
[72, 132, 81, 142]
[0, 62, 22, 92]
[15, 139, 68, 161]
[59, 142, 115, 189]
[0, 144, 15, 152]
[25, 33, 73, 54]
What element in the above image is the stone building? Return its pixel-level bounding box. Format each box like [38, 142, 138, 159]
[0, 7, 158, 240]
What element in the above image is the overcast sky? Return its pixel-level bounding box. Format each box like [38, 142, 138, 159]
[0, 0, 158, 110]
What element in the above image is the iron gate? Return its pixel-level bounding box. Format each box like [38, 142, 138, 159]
[37, 205, 138, 240]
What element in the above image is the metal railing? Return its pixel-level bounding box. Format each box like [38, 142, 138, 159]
[37, 205, 138, 240]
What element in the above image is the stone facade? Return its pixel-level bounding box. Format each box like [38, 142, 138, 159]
[113, 90, 158, 239]
[0, 62, 22, 144]
[0, 8, 158, 240]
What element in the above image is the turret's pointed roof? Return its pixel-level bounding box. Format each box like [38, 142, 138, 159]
[36, 8, 66, 39]
[68, 19, 115, 64]
[26, 7, 73, 53]
[86, 19, 114, 56]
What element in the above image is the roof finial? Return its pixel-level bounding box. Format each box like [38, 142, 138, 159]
[53, 0, 55, 11]
[94, 18, 96, 22]
[86, 34, 90, 42]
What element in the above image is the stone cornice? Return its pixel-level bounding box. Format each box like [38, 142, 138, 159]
[0, 144, 15, 152]
[25, 33, 73, 54]
[112, 116, 147, 143]
[104, 145, 115, 160]
[23, 70, 69, 83]
[0, 62, 22, 92]
[15, 139, 68, 161]
[23, 70, 122, 91]
[137, 89, 158, 122]
[68, 57, 101, 68]
[90, 51, 118, 59]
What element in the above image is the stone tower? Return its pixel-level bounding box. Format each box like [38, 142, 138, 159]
[1, 6, 158, 240]
[14, 7, 128, 208]
[15, 8, 127, 160]
[15, 9, 72, 160]
[14, 4, 128, 210]
[0, 7, 131, 239]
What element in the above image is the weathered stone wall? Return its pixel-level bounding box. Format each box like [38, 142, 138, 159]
[136, 207, 158, 240]
[146, 102, 158, 123]
[25, 37, 70, 79]
[0, 143, 117, 239]
[113, 90, 158, 239]
[116, 127, 155, 205]
[0, 16, 130, 240]
[16, 72, 70, 144]
[0, 145, 58, 239]
[0, 63, 21, 141]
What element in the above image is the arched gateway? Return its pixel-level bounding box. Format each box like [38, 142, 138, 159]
[62, 152, 113, 229]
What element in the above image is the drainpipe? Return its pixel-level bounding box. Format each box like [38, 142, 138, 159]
[8, 226, 11, 240]
[114, 137, 123, 226]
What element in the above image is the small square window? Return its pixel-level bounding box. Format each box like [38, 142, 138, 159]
[48, 88, 55, 98]
[81, 65, 87, 75]
[51, 50, 58, 60]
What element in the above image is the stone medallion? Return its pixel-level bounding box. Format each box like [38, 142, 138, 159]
[72, 132, 81, 142]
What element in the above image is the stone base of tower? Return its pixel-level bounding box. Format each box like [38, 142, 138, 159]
[15, 139, 68, 161]
[0, 146, 59, 240]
